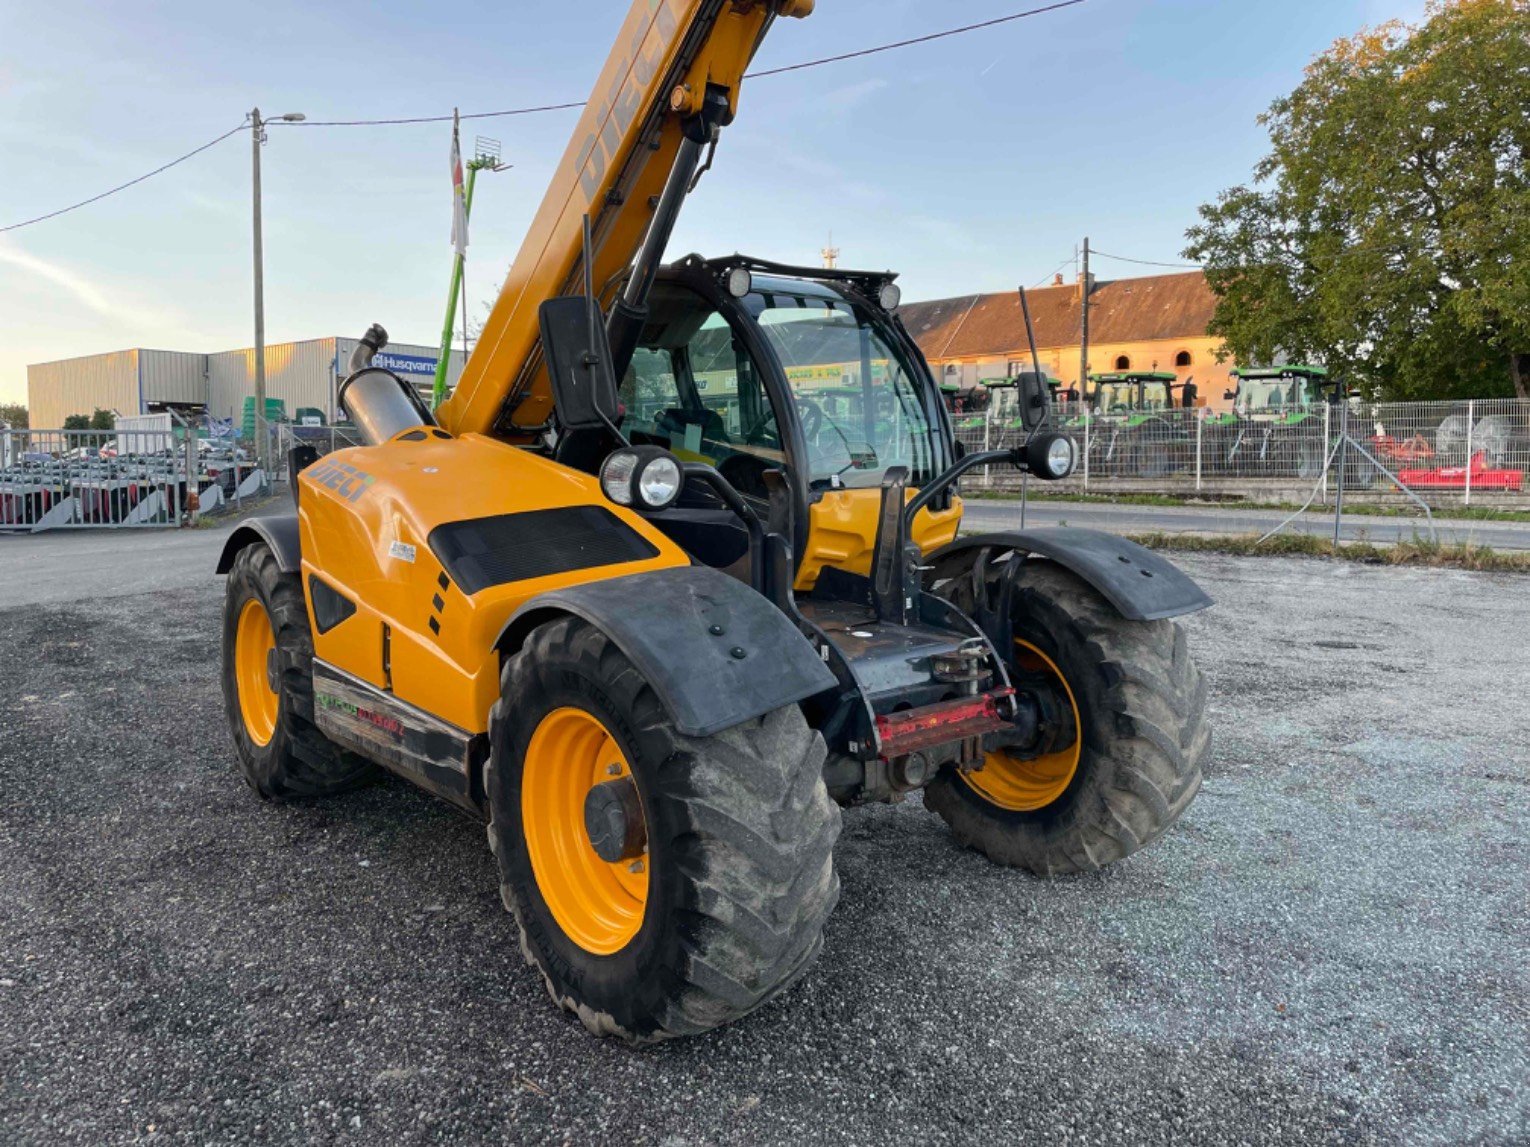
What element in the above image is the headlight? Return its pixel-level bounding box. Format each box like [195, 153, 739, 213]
[1024, 433, 1076, 480]
[599, 447, 685, 511]
[878, 282, 902, 311]
[726, 267, 753, 298]
[600, 450, 639, 505]
[636, 454, 682, 508]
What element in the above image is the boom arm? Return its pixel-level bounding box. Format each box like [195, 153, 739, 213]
[437, 0, 813, 440]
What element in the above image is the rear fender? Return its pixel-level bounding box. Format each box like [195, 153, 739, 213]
[496, 566, 837, 739]
[927, 528, 1212, 623]
[215, 514, 301, 574]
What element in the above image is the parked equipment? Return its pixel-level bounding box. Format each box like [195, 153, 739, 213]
[216, 0, 1212, 1044]
[1084, 371, 1197, 478]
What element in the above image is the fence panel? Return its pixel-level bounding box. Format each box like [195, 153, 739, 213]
[0, 428, 265, 531]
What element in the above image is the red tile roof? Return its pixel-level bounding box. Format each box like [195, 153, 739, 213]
[899, 272, 1217, 359]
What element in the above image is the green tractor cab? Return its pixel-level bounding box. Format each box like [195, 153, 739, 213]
[1082, 372, 1198, 479]
[1208, 365, 1335, 479]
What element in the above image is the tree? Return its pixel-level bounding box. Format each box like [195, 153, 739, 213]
[89, 408, 116, 430]
[0, 402, 26, 429]
[62, 414, 91, 430]
[1185, 0, 1530, 400]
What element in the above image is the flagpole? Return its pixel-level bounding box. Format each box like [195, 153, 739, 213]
[432, 121, 506, 410]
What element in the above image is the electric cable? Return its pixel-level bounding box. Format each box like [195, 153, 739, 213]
[0, 122, 246, 234]
[1089, 248, 1203, 270]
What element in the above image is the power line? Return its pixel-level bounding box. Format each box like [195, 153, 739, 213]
[285, 101, 586, 129]
[1, 1, 1090, 230]
[272, 1, 1092, 126]
[1031, 255, 1076, 288]
[1090, 248, 1203, 270]
[0, 122, 247, 234]
[748, 0, 1088, 78]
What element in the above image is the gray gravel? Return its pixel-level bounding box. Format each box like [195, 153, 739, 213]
[1, 544, 1527, 1144]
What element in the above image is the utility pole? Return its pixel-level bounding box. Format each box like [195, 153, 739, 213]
[251, 108, 265, 471]
[1079, 236, 1091, 393]
[250, 107, 305, 471]
[821, 232, 839, 270]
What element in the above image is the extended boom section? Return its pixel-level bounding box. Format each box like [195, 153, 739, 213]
[438, 0, 813, 440]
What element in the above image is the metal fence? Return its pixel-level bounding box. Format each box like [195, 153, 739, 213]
[0, 428, 268, 531]
[953, 398, 1530, 510]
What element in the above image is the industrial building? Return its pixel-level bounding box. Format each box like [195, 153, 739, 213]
[27, 337, 466, 430]
[899, 271, 1236, 403]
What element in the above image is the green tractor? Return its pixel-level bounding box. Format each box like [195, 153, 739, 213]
[969, 374, 1073, 438]
[1206, 365, 1334, 480]
[1084, 371, 1197, 479]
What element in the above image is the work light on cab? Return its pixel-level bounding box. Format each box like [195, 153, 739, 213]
[1025, 432, 1077, 480]
[600, 446, 684, 510]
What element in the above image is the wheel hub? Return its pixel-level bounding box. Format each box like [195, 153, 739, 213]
[583, 776, 647, 863]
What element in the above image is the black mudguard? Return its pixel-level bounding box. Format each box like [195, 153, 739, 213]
[927, 528, 1212, 621]
[215, 514, 302, 575]
[497, 567, 838, 739]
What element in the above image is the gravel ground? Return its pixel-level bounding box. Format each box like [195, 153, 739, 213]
[1, 547, 1526, 1145]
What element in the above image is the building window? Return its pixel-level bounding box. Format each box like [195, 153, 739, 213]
[1114, 355, 1131, 371]
[1175, 350, 1193, 368]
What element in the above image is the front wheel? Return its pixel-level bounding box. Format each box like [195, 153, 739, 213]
[487, 617, 840, 1043]
[220, 544, 378, 799]
[926, 562, 1209, 874]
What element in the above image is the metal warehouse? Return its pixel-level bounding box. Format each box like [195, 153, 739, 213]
[27, 338, 466, 429]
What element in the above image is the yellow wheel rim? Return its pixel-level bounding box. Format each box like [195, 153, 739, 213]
[521, 707, 649, 956]
[235, 597, 279, 747]
[962, 639, 1082, 812]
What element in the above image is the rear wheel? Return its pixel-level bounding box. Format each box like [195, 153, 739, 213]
[220, 544, 378, 798]
[487, 617, 840, 1043]
[927, 561, 1209, 874]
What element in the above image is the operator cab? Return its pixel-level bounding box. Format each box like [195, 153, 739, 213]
[610, 257, 953, 582]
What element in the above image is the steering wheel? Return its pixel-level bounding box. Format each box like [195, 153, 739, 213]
[795, 397, 825, 440]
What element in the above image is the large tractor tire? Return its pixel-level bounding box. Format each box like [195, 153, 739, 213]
[220, 543, 378, 799]
[487, 616, 840, 1043]
[927, 561, 1209, 875]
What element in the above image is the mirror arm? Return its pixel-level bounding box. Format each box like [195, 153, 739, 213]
[904, 450, 1011, 522]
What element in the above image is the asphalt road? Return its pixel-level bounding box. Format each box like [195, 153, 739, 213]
[962, 497, 1530, 551]
[1, 535, 1527, 1144]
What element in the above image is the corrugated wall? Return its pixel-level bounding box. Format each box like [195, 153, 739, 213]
[27, 351, 141, 429]
[207, 339, 340, 422]
[139, 349, 208, 405]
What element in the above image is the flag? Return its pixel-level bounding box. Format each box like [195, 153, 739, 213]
[450, 109, 468, 258]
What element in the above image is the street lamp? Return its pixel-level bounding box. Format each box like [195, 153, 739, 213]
[250, 108, 305, 473]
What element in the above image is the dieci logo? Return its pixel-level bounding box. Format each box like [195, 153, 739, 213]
[308, 459, 376, 503]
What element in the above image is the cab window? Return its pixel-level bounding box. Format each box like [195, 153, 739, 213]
[618, 285, 784, 498]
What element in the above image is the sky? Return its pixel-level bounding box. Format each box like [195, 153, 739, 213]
[0, 0, 1429, 406]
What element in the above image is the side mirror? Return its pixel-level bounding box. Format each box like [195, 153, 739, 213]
[1014, 371, 1051, 431]
[539, 296, 620, 431]
[1181, 381, 1199, 409]
[1223, 388, 1238, 402]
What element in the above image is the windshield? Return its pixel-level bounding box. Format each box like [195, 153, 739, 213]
[747, 290, 940, 488]
[1239, 378, 1308, 409]
[1096, 381, 1171, 413]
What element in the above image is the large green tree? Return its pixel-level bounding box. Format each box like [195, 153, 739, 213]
[1185, 0, 1529, 400]
[0, 402, 26, 429]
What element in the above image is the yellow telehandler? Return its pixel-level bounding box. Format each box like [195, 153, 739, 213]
[217, 0, 1211, 1042]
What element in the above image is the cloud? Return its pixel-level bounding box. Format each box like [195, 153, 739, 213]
[822, 78, 890, 114]
[0, 238, 171, 329]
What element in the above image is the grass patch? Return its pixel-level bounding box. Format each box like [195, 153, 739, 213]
[1127, 531, 1530, 573]
[963, 488, 1530, 522]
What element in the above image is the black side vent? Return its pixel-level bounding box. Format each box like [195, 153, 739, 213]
[309, 576, 358, 634]
[428, 506, 660, 595]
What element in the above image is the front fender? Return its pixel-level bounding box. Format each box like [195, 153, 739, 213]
[497, 567, 837, 739]
[215, 514, 301, 574]
[928, 528, 1212, 621]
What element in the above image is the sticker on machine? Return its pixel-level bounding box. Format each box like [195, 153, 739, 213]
[388, 541, 417, 563]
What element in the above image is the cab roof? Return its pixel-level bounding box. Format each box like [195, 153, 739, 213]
[1089, 371, 1179, 384]
[1231, 364, 1329, 380]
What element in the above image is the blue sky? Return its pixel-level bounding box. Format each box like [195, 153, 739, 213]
[0, 0, 1427, 405]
